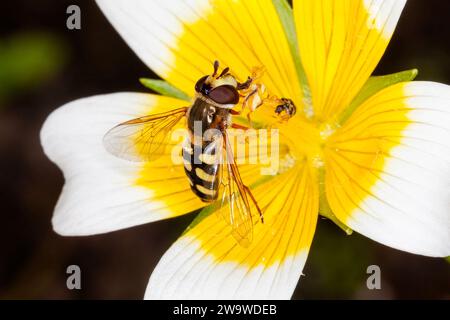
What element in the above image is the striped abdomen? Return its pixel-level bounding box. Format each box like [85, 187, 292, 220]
[182, 138, 220, 202]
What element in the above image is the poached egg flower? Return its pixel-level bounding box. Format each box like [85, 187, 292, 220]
[40, 0, 450, 299]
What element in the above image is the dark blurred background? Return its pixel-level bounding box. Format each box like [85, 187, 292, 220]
[0, 0, 449, 299]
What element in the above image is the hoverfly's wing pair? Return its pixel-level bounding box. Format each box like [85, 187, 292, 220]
[211, 131, 263, 248]
[103, 107, 261, 247]
[103, 107, 188, 162]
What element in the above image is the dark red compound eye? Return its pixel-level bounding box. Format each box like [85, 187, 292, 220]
[208, 85, 240, 104]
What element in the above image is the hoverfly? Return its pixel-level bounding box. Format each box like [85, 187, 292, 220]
[103, 61, 295, 247]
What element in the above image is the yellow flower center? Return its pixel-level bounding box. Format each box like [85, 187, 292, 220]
[278, 114, 339, 173]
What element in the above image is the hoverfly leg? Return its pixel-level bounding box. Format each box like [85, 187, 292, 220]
[247, 113, 252, 128]
[231, 123, 250, 130]
[242, 88, 258, 108]
[237, 76, 253, 90]
[242, 184, 264, 224]
[240, 88, 263, 128]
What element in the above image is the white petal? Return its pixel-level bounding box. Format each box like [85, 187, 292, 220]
[146, 236, 309, 300]
[95, 0, 302, 103]
[326, 81, 450, 257]
[145, 164, 319, 299]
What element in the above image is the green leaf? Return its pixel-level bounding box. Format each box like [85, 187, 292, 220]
[182, 204, 216, 236]
[139, 78, 191, 102]
[339, 69, 419, 125]
[272, 0, 313, 116]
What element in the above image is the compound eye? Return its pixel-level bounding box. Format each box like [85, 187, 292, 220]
[195, 75, 209, 93]
[208, 85, 240, 105]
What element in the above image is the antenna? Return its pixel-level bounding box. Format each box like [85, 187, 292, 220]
[219, 67, 230, 78]
[213, 60, 219, 77]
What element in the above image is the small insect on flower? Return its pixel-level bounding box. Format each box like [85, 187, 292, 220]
[103, 61, 295, 247]
[275, 98, 297, 121]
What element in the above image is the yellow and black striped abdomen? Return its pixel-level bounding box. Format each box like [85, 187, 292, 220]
[182, 139, 220, 203]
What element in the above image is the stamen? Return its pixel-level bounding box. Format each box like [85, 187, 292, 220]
[278, 153, 297, 174]
[319, 123, 337, 140]
[311, 155, 325, 169]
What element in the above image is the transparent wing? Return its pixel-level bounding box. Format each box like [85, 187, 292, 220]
[213, 130, 263, 248]
[103, 107, 188, 162]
